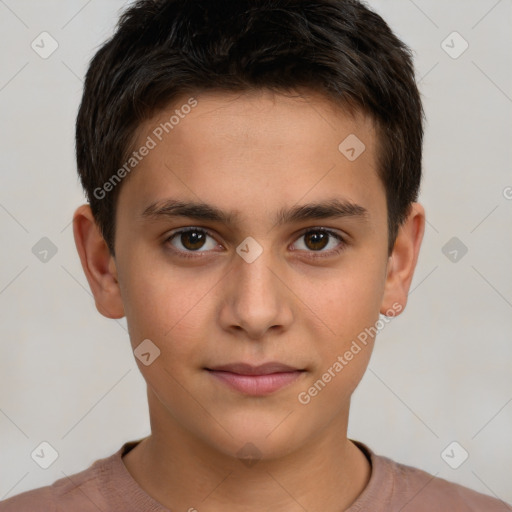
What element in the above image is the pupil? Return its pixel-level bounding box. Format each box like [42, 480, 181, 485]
[305, 231, 328, 251]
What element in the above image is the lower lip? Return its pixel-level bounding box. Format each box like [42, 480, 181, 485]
[207, 370, 304, 395]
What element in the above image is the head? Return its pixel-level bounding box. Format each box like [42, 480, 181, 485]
[73, 0, 425, 462]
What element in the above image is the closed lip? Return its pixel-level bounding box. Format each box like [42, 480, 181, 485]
[205, 362, 304, 375]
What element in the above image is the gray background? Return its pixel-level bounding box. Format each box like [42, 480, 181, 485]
[1, 0, 511, 504]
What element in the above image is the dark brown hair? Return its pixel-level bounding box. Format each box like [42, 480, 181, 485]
[76, 0, 424, 256]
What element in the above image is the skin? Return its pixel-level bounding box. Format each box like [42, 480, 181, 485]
[73, 89, 425, 512]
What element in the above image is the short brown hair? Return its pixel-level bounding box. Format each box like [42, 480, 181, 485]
[76, 0, 424, 256]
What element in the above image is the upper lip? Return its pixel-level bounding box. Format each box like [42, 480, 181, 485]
[206, 362, 303, 375]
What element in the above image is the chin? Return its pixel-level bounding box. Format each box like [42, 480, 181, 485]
[202, 414, 308, 463]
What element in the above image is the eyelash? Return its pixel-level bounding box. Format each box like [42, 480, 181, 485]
[163, 227, 347, 260]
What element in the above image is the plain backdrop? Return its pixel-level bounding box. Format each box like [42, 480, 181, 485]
[1, 0, 511, 505]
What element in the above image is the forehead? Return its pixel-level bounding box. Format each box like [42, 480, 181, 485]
[146, 89, 376, 156]
[116, 89, 384, 226]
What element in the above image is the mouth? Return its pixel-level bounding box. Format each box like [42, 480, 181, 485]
[205, 362, 306, 396]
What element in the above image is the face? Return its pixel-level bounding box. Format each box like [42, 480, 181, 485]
[80, 89, 421, 462]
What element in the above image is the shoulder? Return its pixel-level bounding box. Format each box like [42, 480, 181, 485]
[388, 457, 508, 510]
[351, 442, 511, 511]
[0, 485, 55, 512]
[0, 448, 121, 512]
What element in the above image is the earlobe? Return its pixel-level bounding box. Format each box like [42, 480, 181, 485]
[72, 204, 125, 319]
[380, 203, 425, 315]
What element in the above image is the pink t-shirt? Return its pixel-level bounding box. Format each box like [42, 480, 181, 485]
[0, 439, 509, 511]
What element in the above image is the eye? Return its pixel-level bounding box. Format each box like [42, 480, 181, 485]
[164, 226, 347, 259]
[165, 227, 219, 258]
[291, 228, 346, 257]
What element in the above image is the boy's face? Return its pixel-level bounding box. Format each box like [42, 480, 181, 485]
[75, 90, 424, 461]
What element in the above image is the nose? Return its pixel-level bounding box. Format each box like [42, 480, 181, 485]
[218, 242, 294, 340]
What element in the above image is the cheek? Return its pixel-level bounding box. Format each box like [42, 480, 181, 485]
[119, 258, 217, 363]
[298, 275, 381, 407]
[298, 261, 386, 397]
[304, 261, 385, 337]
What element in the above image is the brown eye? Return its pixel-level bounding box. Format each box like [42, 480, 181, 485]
[165, 228, 218, 255]
[180, 230, 207, 250]
[303, 231, 330, 251]
[292, 228, 346, 257]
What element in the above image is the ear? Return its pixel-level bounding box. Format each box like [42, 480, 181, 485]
[72, 204, 125, 319]
[380, 202, 425, 315]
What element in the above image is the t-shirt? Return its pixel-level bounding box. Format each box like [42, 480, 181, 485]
[0, 439, 509, 511]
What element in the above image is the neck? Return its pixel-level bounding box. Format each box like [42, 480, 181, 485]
[122, 392, 371, 512]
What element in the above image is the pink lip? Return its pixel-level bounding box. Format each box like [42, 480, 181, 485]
[206, 363, 305, 395]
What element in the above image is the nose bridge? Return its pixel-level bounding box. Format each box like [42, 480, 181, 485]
[226, 236, 290, 335]
[234, 238, 279, 305]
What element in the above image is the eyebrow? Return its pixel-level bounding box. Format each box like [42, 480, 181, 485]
[140, 198, 368, 227]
